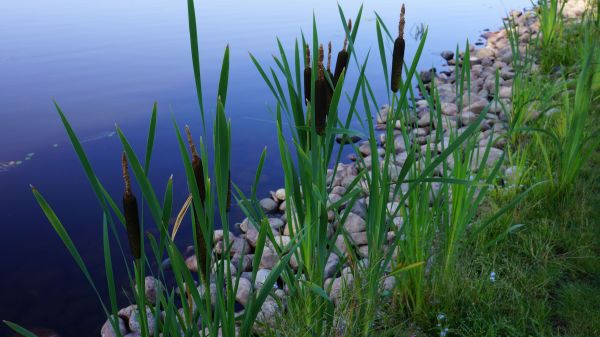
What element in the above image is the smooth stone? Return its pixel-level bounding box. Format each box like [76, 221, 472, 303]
[260, 198, 278, 213]
[274, 188, 286, 201]
[134, 276, 163, 304]
[470, 147, 504, 171]
[441, 102, 458, 116]
[344, 212, 366, 233]
[441, 50, 454, 61]
[255, 268, 271, 289]
[129, 306, 155, 335]
[335, 134, 362, 144]
[257, 296, 280, 325]
[349, 231, 368, 245]
[324, 253, 340, 279]
[245, 228, 259, 248]
[466, 99, 488, 114]
[235, 277, 252, 306]
[376, 105, 390, 124]
[185, 255, 198, 272]
[419, 68, 435, 84]
[358, 245, 369, 258]
[460, 111, 479, 125]
[101, 317, 127, 337]
[197, 282, 218, 306]
[499, 86, 512, 98]
[259, 247, 279, 269]
[329, 274, 354, 305]
[268, 217, 285, 231]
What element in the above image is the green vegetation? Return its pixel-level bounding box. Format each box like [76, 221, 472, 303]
[4, 0, 599, 336]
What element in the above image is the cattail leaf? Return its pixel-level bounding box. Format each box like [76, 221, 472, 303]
[3, 321, 39, 337]
[218, 46, 230, 108]
[144, 102, 158, 174]
[186, 0, 205, 128]
[162, 175, 174, 229]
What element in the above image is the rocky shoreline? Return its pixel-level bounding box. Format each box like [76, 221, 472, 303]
[102, 1, 590, 336]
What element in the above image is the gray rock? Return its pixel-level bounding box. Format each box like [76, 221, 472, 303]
[129, 306, 154, 335]
[259, 247, 279, 269]
[344, 212, 366, 233]
[101, 317, 127, 337]
[134, 276, 163, 304]
[274, 188, 286, 201]
[324, 253, 340, 279]
[257, 296, 280, 325]
[349, 231, 368, 245]
[260, 198, 278, 213]
[441, 50, 455, 61]
[255, 268, 271, 289]
[268, 217, 285, 231]
[197, 282, 218, 306]
[376, 105, 390, 124]
[419, 68, 435, 84]
[235, 277, 253, 306]
[441, 102, 458, 116]
[460, 111, 479, 125]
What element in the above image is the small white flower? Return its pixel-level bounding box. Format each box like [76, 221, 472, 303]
[490, 271, 497, 283]
[437, 313, 445, 321]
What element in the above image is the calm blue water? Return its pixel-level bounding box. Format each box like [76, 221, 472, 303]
[0, 0, 528, 335]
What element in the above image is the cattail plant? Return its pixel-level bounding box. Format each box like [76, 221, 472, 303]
[333, 19, 352, 85]
[185, 125, 209, 280]
[304, 44, 312, 105]
[390, 4, 406, 92]
[121, 152, 141, 260]
[315, 44, 328, 135]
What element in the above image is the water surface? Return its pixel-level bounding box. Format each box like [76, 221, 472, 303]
[0, 1, 528, 335]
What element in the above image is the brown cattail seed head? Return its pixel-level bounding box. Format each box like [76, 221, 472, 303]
[304, 44, 312, 105]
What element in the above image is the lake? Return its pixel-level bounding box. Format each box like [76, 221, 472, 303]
[0, 0, 529, 335]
